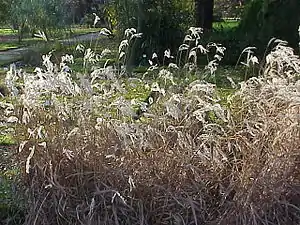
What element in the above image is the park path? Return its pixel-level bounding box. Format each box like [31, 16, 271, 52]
[0, 32, 103, 66]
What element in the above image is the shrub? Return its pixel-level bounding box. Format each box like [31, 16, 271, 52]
[114, 0, 194, 66]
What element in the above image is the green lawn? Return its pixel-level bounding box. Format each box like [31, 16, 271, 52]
[0, 38, 46, 51]
[0, 28, 17, 36]
[213, 19, 240, 31]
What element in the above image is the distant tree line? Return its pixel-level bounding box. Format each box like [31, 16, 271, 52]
[0, 0, 111, 27]
[0, 0, 112, 41]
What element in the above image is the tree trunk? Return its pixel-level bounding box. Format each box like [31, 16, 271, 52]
[195, 0, 214, 30]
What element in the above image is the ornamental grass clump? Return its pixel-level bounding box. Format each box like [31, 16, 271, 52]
[214, 39, 300, 224]
[2, 32, 300, 224]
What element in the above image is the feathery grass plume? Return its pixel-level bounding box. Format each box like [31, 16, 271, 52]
[5, 64, 20, 97]
[92, 13, 101, 27]
[116, 28, 143, 71]
[34, 30, 48, 42]
[177, 27, 205, 67]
